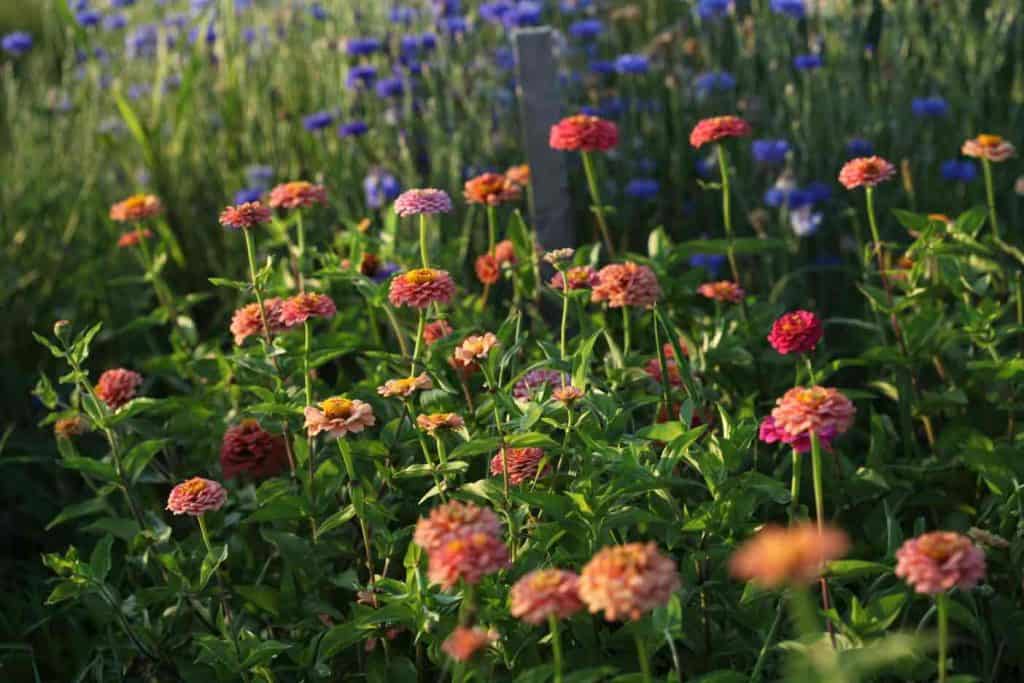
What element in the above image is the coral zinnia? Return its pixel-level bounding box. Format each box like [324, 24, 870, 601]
[729, 522, 850, 588]
[689, 115, 752, 149]
[464, 172, 521, 206]
[230, 297, 286, 345]
[166, 477, 228, 516]
[423, 319, 454, 345]
[510, 569, 584, 625]
[961, 134, 1016, 163]
[220, 419, 289, 480]
[110, 194, 162, 222]
[393, 188, 453, 217]
[219, 201, 272, 230]
[552, 385, 585, 405]
[506, 164, 530, 187]
[303, 397, 376, 438]
[268, 181, 328, 209]
[416, 412, 465, 434]
[377, 373, 433, 398]
[697, 280, 745, 303]
[117, 228, 153, 248]
[838, 156, 897, 189]
[453, 333, 499, 366]
[414, 501, 503, 553]
[388, 269, 456, 309]
[767, 310, 823, 355]
[475, 253, 500, 285]
[95, 368, 142, 410]
[758, 415, 834, 454]
[895, 531, 986, 595]
[427, 532, 510, 588]
[591, 262, 661, 308]
[280, 292, 337, 327]
[493, 240, 517, 265]
[549, 114, 619, 152]
[578, 542, 680, 621]
[442, 627, 498, 662]
[771, 386, 855, 442]
[490, 447, 549, 485]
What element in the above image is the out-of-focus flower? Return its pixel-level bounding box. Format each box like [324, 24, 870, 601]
[697, 280, 745, 303]
[167, 477, 228, 516]
[846, 138, 873, 158]
[493, 240, 517, 265]
[729, 523, 850, 587]
[338, 120, 369, 138]
[377, 373, 433, 398]
[510, 569, 584, 624]
[625, 178, 659, 200]
[961, 134, 1016, 163]
[694, 71, 736, 95]
[110, 194, 162, 222]
[428, 532, 510, 588]
[303, 397, 376, 438]
[269, 181, 328, 209]
[940, 160, 978, 183]
[911, 96, 949, 118]
[464, 172, 521, 206]
[768, 310, 823, 355]
[895, 531, 986, 595]
[578, 542, 680, 621]
[364, 170, 401, 209]
[388, 268, 456, 308]
[375, 76, 405, 98]
[644, 339, 688, 388]
[569, 18, 603, 40]
[220, 419, 289, 480]
[442, 627, 497, 662]
[689, 115, 751, 148]
[230, 298, 286, 345]
[2, 32, 33, 56]
[454, 333, 499, 366]
[793, 54, 823, 70]
[770, 0, 805, 18]
[689, 252, 726, 276]
[513, 369, 568, 400]
[967, 527, 1010, 549]
[475, 253, 500, 285]
[839, 156, 897, 189]
[423, 319, 454, 345]
[752, 139, 790, 165]
[789, 205, 822, 237]
[54, 415, 90, 439]
[550, 266, 598, 290]
[95, 368, 142, 410]
[490, 447, 549, 484]
[394, 188, 453, 217]
[697, 0, 733, 20]
[591, 262, 660, 308]
[346, 36, 382, 56]
[117, 228, 154, 248]
[505, 164, 530, 187]
[219, 201, 272, 229]
[280, 293, 337, 327]
[543, 248, 574, 265]
[302, 110, 334, 131]
[758, 415, 834, 453]
[549, 114, 618, 152]
[414, 500, 502, 552]
[1014, 176, 1024, 195]
[771, 386, 855, 442]
[615, 53, 649, 74]
[417, 412, 465, 434]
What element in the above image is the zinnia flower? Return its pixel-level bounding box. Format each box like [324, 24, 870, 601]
[414, 501, 503, 552]
[475, 253, 500, 285]
[838, 156, 897, 189]
[490, 447, 549, 485]
[493, 240, 517, 265]
[464, 172, 521, 206]
[578, 542, 680, 621]
[549, 114, 619, 152]
[166, 477, 228, 516]
[393, 188, 453, 217]
[506, 164, 530, 187]
[895, 531, 986, 595]
[423, 319, 454, 345]
[591, 262, 661, 308]
[219, 201, 272, 229]
[513, 369, 568, 400]
[54, 415, 89, 439]
[697, 281, 745, 303]
[280, 292, 337, 327]
[453, 333, 499, 366]
[961, 134, 1016, 163]
[303, 397, 376, 438]
[644, 340, 688, 388]
[377, 373, 433, 398]
[268, 181, 328, 209]
[553, 385, 585, 405]
[510, 569, 584, 625]
[758, 415, 834, 454]
[117, 228, 153, 248]
[550, 266, 599, 290]
[388, 269, 456, 308]
[543, 248, 575, 265]
[110, 194, 162, 223]
[729, 523, 850, 588]
[771, 386, 855, 442]
[230, 298, 286, 345]
[94, 368, 142, 410]
[416, 413, 465, 434]
[689, 115, 752, 149]
[767, 310, 823, 355]
[220, 419, 289, 480]
[442, 627, 497, 662]
[428, 532, 511, 588]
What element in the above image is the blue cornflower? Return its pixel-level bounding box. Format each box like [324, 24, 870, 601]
[569, 19, 603, 40]
[432, 0, 461, 17]
[690, 252, 726, 276]
[234, 188, 263, 204]
[346, 64, 378, 88]
[615, 53, 649, 74]
[697, 0, 732, 20]
[375, 76, 405, 98]
[802, 181, 832, 204]
[503, 1, 542, 28]
[128, 83, 151, 100]
[480, 2, 513, 23]
[419, 33, 438, 50]
[793, 53, 822, 70]
[103, 13, 128, 31]
[371, 262, 401, 283]
[911, 96, 949, 118]
[245, 165, 274, 188]
[338, 121, 369, 138]
[310, 3, 327, 20]
[770, 0, 805, 18]
[940, 159, 977, 183]
[694, 70, 736, 94]
[347, 37, 382, 56]
[439, 16, 469, 35]
[752, 139, 790, 165]
[625, 178, 660, 200]
[559, 0, 591, 12]
[494, 47, 515, 71]
[110, 0, 136, 6]
[1, 32, 33, 56]
[364, 171, 401, 209]
[303, 111, 335, 131]
[390, 6, 416, 24]
[188, 23, 217, 46]
[76, 10, 102, 27]
[589, 60, 615, 75]
[846, 138, 873, 158]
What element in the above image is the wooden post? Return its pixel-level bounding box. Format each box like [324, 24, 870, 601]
[514, 27, 573, 252]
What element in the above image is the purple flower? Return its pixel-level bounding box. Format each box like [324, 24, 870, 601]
[347, 37, 382, 56]
[513, 370, 569, 401]
[338, 121, 369, 138]
[615, 53, 649, 75]
[347, 64, 378, 89]
[569, 19, 603, 40]
[625, 178, 659, 200]
[375, 77, 405, 98]
[752, 139, 790, 165]
[303, 111, 335, 131]
[1, 32, 33, 56]
[940, 159, 978, 183]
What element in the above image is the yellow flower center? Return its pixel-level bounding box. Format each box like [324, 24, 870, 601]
[529, 570, 563, 591]
[977, 134, 1003, 147]
[320, 397, 354, 419]
[918, 534, 962, 562]
[795, 387, 827, 407]
[181, 478, 208, 495]
[405, 268, 438, 285]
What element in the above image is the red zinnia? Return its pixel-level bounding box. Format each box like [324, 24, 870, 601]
[280, 292, 337, 327]
[689, 115, 752, 149]
[838, 156, 897, 189]
[549, 114, 619, 152]
[220, 419, 289, 480]
[423, 319, 454, 345]
[94, 368, 142, 410]
[220, 201, 272, 230]
[767, 310, 823, 355]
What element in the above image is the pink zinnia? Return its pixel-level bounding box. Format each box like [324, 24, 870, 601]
[117, 228, 153, 248]
[230, 297, 287, 346]
[442, 627, 497, 662]
[303, 397, 376, 438]
[550, 266, 599, 290]
[578, 543, 680, 622]
[219, 201, 272, 230]
[509, 569, 584, 625]
[388, 269, 456, 309]
[490, 447, 549, 485]
[689, 115, 752, 149]
[414, 501, 503, 553]
[838, 156, 897, 190]
[591, 262, 661, 308]
[427, 532, 510, 589]
[423, 319, 454, 345]
[110, 194, 162, 223]
[166, 477, 228, 516]
[220, 419, 289, 480]
[268, 181, 328, 209]
[767, 310, 823, 355]
[280, 292, 337, 327]
[961, 134, 1016, 163]
[758, 415, 834, 454]
[94, 368, 142, 410]
[771, 386, 856, 442]
[895, 531, 986, 595]
[393, 188, 453, 217]
[549, 114, 619, 152]
[697, 280, 745, 303]
[453, 333, 499, 366]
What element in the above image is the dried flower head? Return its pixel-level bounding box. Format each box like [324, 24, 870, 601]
[54, 415, 90, 439]
[423, 319, 454, 345]
[219, 201, 272, 230]
[771, 385, 856, 442]
[464, 173, 521, 206]
[697, 280, 745, 303]
[490, 447, 549, 485]
[896, 531, 986, 595]
[838, 156, 897, 189]
[280, 292, 337, 327]
[220, 419, 289, 480]
[768, 310, 824, 355]
[961, 134, 1016, 163]
[729, 523, 850, 588]
[549, 114, 619, 152]
[578, 542, 680, 621]
[453, 333, 499, 366]
[510, 569, 584, 624]
[110, 194, 162, 222]
[442, 627, 498, 662]
[689, 115, 752, 149]
[377, 373, 433, 398]
[416, 412, 465, 434]
[393, 188, 453, 217]
[303, 397, 376, 438]
[95, 368, 142, 410]
[117, 228, 153, 248]
[428, 532, 510, 588]
[388, 268, 456, 308]
[414, 501, 503, 553]
[591, 262, 661, 308]
[268, 181, 328, 209]
[166, 477, 228, 516]
[513, 369, 568, 401]
[230, 297, 286, 345]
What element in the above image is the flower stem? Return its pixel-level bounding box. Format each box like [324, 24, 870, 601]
[937, 592, 950, 683]
[789, 449, 802, 523]
[634, 630, 651, 683]
[303, 322, 313, 407]
[715, 144, 740, 285]
[810, 431, 837, 647]
[197, 514, 212, 554]
[411, 309, 425, 375]
[337, 438, 375, 587]
[419, 213, 430, 268]
[982, 158, 1000, 239]
[622, 307, 632, 360]
[581, 151, 615, 257]
[548, 615, 564, 683]
[486, 205, 497, 255]
[559, 268, 570, 360]
[295, 210, 306, 292]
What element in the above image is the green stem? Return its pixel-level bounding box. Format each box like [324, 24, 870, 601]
[790, 449, 802, 523]
[303, 322, 313, 407]
[715, 144, 740, 285]
[295, 210, 306, 291]
[937, 592, 949, 683]
[622, 307, 632, 360]
[803, 354, 816, 386]
[338, 438, 375, 587]
[653, 305, 673, 417]
[197, 514, 213, 554]
[559, 268, 569, 360]
[982, 158, 1000, 239]
[810, 432, 826, 530]
[634, 630, 651, 683]
[750, 598, 785, 683]
[549, 615, 564, 683]
[486, 205, 497, 255]
[411, 309, 425, 375]
[382, 305, 411, 358]
[581, 151, 615, 257]
[419, 213, 430, 268]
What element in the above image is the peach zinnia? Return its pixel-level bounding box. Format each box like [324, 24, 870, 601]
[895, 531, 986, 595]
[416, 412, 465, 434]
[729, 523, 850, 588]
[166, 477, 228, 516]
[771, 385, 855, 442]
[117, 228, 153, 248]
[578, 542, 680, 621]
[505, 164, 530, 187]
[767, 310, 823, 355]
[591, 262, 661, 308]
[442, 627, 497, 662]
[689, 115, 752, 149]
[427, 532, 510, 588]
[961, 134, 1016, 163]
[490, 447, 549, 485]
[393, 188, 453, 217]
[219, 201, 272, 230]
[95, 368, 142, 410]
[230, 297, 287, 345]
[453, 333, 499, 366]
[303, 397, 376, 438]
[414, 500, 503, 552]
[697, 280, 745, 303]
[549, 114, 619, 152]
[388, 268, 456, 309]
[464, 172, 521, 206]
[838, 156, 897, 189]
[110, 194, 162, 222]
[510, 569, 584, 625]
[552, 385, 584, 406]
[268, 181, 328, 209]
[377, 373, 433, 398]
[280, 292, 337, 328]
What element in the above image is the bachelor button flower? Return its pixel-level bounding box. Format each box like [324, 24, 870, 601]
[364, 170, 401, 209]
[416, 412, 465, 434]
[614, 53, 649, 75]
[2, 32, 33, 56]
[940, 160, 978, 183]
[377, 373, 433, 398]
[346, 37, 382, 56]
[442, 627, 498, 662]
[454, 333, 499, 366]
[303, 111, 334, 131]
[513, 369, 568, 400]
[550, 266, 599, 290]
[569, 18, 603, 40]
[346, 64, 378, 89]
[428, 532, 510, 588]
[220, 419, 289, 480]
[490, 447, 549, 484]
[166, 477, 228, 516]
[388, 268, 457, 308]
[375, 76, 405, 98]
[697, 280, 745, 303]
[110, 194, 162, 222]
[911, 96, 949, 119]
[771, 386, 855, 443]
[768, 310, 823, 355]
[480, 1, 513, 23]
[393, 188, 453, 217]
[752, 139, 790, 165]
[689, 115, 751, 148]
[117, 228, 153, 248]
[423, 319, 454, 345]
[846, 138, 873, 158]
[793, 54, 822, 70]
[464, 172, 521, 206]
[76, 10, 102, 27]
[895, 531, 986, 595]
[230, 297, 286, 345]
[961, 134, 1016, 163]
[838, 156, 896, 189]
[280, 293, 337, 327]
[304, 397, 376, 438]
[625, 178, 659, 200]
[414, 501, 502, 552]
[689, 252, 726, 276]
[729, 523, 850, 588]
[549, 114, 618, 152]
[219, 201, 272, 229]
[578, 543, 680, 621]
[770, 0, 805, 18]
[337, 121, 369, 138]
[95, 368, 142, 410]
[510, 569, 584, 624]
[694, 71, 736, 95]
[698, 0, 733, 20]
[269, 181, 328, 209]
[591, 262, 660, 308]
[503, 1, 542, 28]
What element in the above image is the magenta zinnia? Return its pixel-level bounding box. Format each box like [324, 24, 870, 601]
[767, 310, 823, 355]
[388, 268, 456, 309]
[393, 188, 453, 217]
[167, 477, 228, 516]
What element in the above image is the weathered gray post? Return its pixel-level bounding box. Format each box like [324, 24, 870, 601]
[513, 28, 573, 251]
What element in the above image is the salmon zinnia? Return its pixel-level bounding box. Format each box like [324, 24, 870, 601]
[509, 569, 584, 625]
[388, 268, 456, 309]
[961, 134, 1016, 163]
[280, 292, 337, 327]
[697, 280, 745, 303]
[427, 532, 510, 588]
[771, 385, 856, 442]
[230, 297, 287, 345]
[895, 531, 986, 595]
[268, 181, 328, 209]
[413, 501, 503, 552]
[591, 262, 661, 308]
[578, 542, 680, 621]
[729, 523, 850, 588]
[219, 201, 272, 230]
[838, 156, 897, 189]
[464, 172, 521, 206]
[489, 447, 549, 485]
[549, 114, 619, 152]
[303, 397, 376, 438]
[689, 115, 752, 149]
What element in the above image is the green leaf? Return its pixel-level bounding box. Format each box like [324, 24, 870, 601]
[241, 640, 291, 669]
[827, 560, 891, 580]
[317, 505, 357, 536]
[198, 544, 228, 591]
[246, 496, 309, 523]
[60, 456, 117, 482]
[449, 437, 502, 460]
[123, 439, 167, 483]
[89, 535, 114, 582]
[46, 497, 109, 530]
[208, 277, 251, 291]
[45, 581, 84, 605]
[505, 432, 560, 449]
[637, 422, 684, 442]
[32, 332, 65, 359]
[32, 374, 58, 410]
[234, 585, 281, 617]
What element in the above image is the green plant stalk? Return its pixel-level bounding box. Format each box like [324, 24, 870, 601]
[382, 304, 411, 359]
[134, 222, 177, 322]
[982, 158, 1000, 239]
[338, 438, 375, 588]
[810, 431, 837, 648]
[416, 426, 447, 502]
[559, 267, 570, 360]
[411, 309, 425, 375]
[197, 514, 213, 554]
[548, 615, 564, 683]
[634, 630, 651, 683]
[790, 449, 802, 523]
[419, 213, 430, 268]
[622, 307, 632, 360]
[481, 363, 511, 497]
[715, 144, 741, 285]
[803, 354, 816, 386]
[937, 592, 949, 683]
[486, 204, 497, 255]
[295, 210, 307, 292]
[303, 321, 313, 407]
[580, 151, 615, 257]
[652, 305, 673, 418]
[750, 598, 786, 683]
